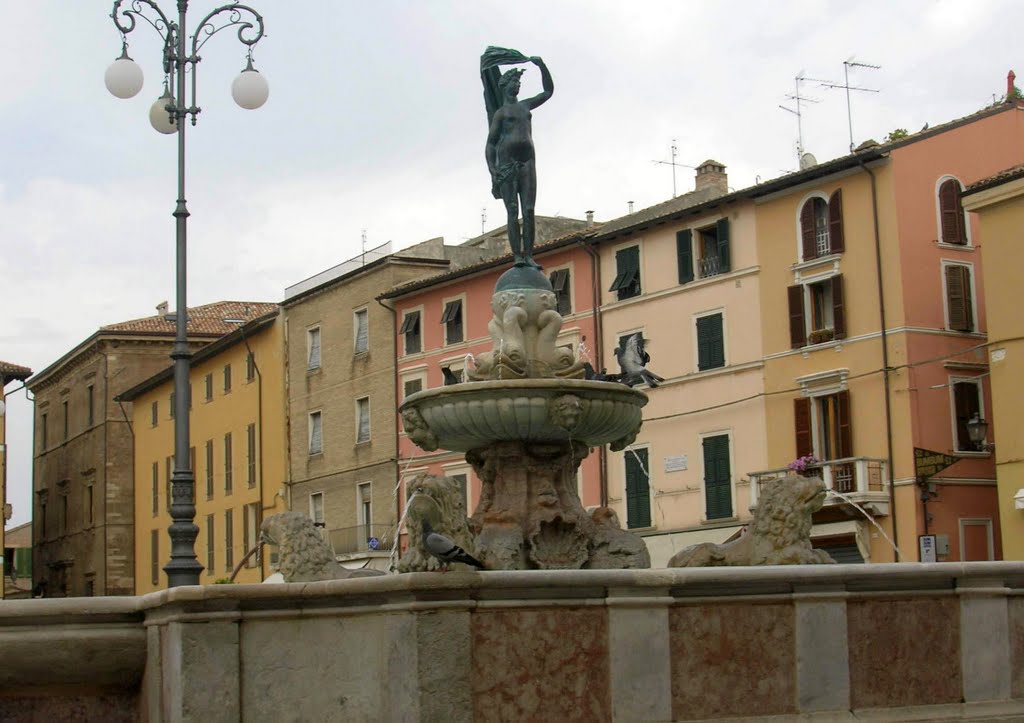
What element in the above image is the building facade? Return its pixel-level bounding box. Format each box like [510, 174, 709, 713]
[1, 361, 32, 599]
[118, 311, 287, 592]
[27, 301, 275, 596]
[962, 164, 1024, 559]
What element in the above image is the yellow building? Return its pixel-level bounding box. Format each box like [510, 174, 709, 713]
[963, 165, 1024, 559]
[118, 310, 287, 592]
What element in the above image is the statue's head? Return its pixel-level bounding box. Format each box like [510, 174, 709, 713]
[499, 68, 525, 97]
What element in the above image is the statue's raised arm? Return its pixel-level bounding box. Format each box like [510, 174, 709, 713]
[480, 46, 552, 269]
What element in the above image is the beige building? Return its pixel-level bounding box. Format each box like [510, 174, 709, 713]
[1, 361, 32, 599]
[283, 240, 493, 569]
[27, 301, 275, 596]
[117, 310, 287, 591]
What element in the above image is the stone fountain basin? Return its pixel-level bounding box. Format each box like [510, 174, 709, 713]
[400, 378, 647, 452]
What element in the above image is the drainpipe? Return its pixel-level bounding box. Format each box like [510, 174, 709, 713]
[376, 296, 402, 561]
[239, 330, 265, 577]
[858, 158, 901, 561]
[578, 236, 608, 506]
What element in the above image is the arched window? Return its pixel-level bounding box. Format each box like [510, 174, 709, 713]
[938, 178, 968, 245]
[799, 190, 844, 260]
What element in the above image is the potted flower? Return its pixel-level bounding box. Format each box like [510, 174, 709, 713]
[786, 454, 819, 477]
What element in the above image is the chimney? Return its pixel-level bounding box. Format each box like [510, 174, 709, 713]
[1008, 70, 1017, 101]
[156, 301, 169, 318]
[695, 159, 728, 196]
[628, 201, 635, 214]
[585, 210, 595, 226]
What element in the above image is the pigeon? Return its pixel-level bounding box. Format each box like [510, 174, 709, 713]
[441, 366, 462, 385]
[614, 333, 665, 388]
[421, 520, 485, 570]
[583, 361, 620, 383]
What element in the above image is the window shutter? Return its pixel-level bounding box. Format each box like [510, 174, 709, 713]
[788, 285, 806, 348]
[624, 449, 650, 528]
[946, 265, 973, 331]
[712, 218, 731, 272]
[836, 390, 853, 458]
[831, 274, 846, 339]
[697, 314, 725, 371]
[828, 190, 845, 253]
[939, 179, 966, 245]
[355, 311, 369, 353]
[800, 201, 817, 260]
[702, 435, 733, 519]
[794, 397, 812, 459]
[676, 230, 694, 284]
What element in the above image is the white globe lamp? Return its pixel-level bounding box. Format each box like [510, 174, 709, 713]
[231, 58, 269, 110]
[149, 89, 177, 135]
[105, 46, 144, 99]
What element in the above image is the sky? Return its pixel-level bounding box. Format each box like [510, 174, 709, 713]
[1, 0, 1020, 528]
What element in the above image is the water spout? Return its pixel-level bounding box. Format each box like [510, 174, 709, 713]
[828, 488, 901, 559]
[230, 543, 261, 582]
[577, 340, 592, 364]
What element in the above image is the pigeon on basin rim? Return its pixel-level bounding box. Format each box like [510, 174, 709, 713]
[614, 333, 665, 388]
[421, 520, 485, 571]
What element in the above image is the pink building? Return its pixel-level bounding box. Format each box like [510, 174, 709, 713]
[379, 231, 602, 536]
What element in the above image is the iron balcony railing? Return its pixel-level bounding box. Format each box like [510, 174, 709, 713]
[327, 523, 397, 555]
[698, 255, 722, 279]
[748, 457, 889, 512]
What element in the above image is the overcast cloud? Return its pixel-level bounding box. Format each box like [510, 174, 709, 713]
[2, 0, 1019, 527]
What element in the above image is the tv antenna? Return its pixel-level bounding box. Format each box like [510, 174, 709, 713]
[361, 229, 367, 264]
[481, 207, 487, 235]
[817, 57, 881, 152]
[779, 71, 828, 167]
[651, 139, 694, 197]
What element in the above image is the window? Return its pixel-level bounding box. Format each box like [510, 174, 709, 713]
[224, 433, 233, 494]
[357, 483, 372, 547]
[169, 392, 175, 419]
[549, 268, 571, 315]
[310, 492, 325, 527]
[223, 364, 232, 394]
[799, 191, 844, 260]
[189, 446, 196, 502]
[403, 378, 423, 399]
[400, 311, 422, 355]
[354, 308, 369, 354]
[84, 577, 95, 597]
[41, 413, 47, 449]
[165, 455, 172, 512]
[151, 530, 160, 586]
[702, 434, 732, 520]
[86, 385, 94, 427]
[247, 423, 257, 488]
[787, 275, 846, 348]
[152, 462, 159, 516]
[309, 411, 323, 455]
[441, 300, 463, 344]
[307, 327, 322, 369]
[625, 448, 651, 529]
[952, 379, 983, 452]
[243, 503, 261, 568]
[443, 366, 462, 386]
[356, 397, 371, 444]
[609, 245, 641, 300]
[795, 390, 852, 464]
[60, 493, 68, 533]
[225, 509, 234, 571]
[206, 514, 215, 573]
[85, 484, 94, 526]
[204, 373, 213, 402]
[678, 219, 731, 283]
[62, 400, 68, 440]
[696, 312, 725, 371]
[151, 401, 158, 427]
[944, 263, 975, 332]
[205, 440, 214, 499]
[246, 352, 256, 382]
[938, 178, 968, 245]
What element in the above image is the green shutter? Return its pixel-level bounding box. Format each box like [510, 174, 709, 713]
[613, 246, 641, 299]
[702, 435, 732, 519]
[696, 314, 725, 371]
[676, 230, 694, 284]
[625, 448, 650, 528]
[716, 218, 731, 272]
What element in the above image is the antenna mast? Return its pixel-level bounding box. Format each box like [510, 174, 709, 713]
[779, 71, 826, 167]
[481, 207, 487, 235]
[651, 139, 694, 197]
[361, 229, 367, 265]
[818, 58, 881, 152]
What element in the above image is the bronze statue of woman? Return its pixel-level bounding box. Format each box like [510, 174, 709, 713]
[481, 47, 553, 268]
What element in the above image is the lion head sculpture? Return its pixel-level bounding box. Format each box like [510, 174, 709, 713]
[261, 511, 384, 582]
[399, 474, 478, 573]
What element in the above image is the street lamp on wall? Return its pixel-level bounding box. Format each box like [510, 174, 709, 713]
[105, 1, 268, 587]
[966, 413, 993, 453]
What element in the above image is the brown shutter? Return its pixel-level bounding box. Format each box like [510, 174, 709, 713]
[939, 179, 965, 245]
[946, 265, 973, 331]
[788, 285, 806, 348]
[829, 189, 845, 253]
[800, 201, 817, 260]
[794, 398, 812, 459]
[831, 274, 846, 339]
[836, 390, 853, 458]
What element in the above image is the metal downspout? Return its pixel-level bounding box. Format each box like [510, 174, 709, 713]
[579, 237, 608, 506]
[859, 158, 901, 560]
[376, 296, 402, 562]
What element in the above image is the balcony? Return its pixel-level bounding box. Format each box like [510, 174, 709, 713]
[327, 523, 396, 556]
[697, 255, 723, 279]
[748, 457, 890, 516]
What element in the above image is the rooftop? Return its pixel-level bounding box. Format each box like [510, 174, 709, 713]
[101, 300, 278, 336]
[0, 362, 32, 384]
[963, 163, 1024, 196]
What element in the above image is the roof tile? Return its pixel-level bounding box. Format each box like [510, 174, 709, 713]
[101, 301, 278, 336]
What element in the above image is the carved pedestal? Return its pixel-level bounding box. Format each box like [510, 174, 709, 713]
[466, 441, 649, 570]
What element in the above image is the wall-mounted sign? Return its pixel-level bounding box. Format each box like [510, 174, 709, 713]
[914, 447, 959, 479]
[919, 534, 937, 563]
[664, 455, 688, 472]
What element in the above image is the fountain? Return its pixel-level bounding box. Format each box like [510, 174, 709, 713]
[397, 46, 650, 571]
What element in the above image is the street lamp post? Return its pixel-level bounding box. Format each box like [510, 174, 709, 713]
[105, 1, 268, 587]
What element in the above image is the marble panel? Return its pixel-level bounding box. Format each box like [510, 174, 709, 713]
[669, 602, 796, 720]
[1010, 597, 1024, 698]
[471, 607, 611, 722]
[847, 598, 961, 709]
